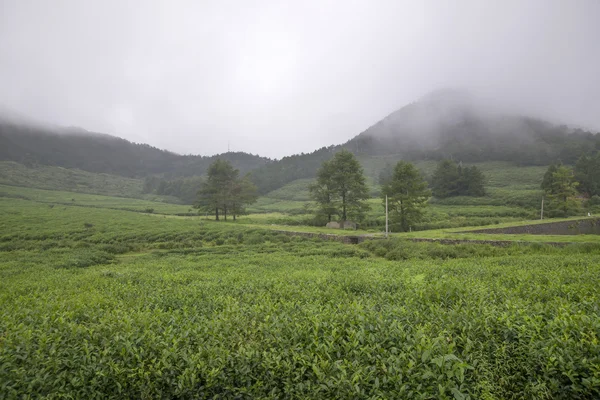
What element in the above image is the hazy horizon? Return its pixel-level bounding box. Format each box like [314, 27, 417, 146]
[1, 0, 599, 158]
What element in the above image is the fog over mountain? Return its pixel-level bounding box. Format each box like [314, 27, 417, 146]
[1, 1, 599, 158]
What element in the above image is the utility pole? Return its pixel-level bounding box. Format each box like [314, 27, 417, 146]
[541, 196, 544, 220]
[385, 195, 388, 238]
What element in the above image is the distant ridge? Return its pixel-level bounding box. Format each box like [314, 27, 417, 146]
[0, 116, 270, 178]
[1, 89, 598, 193]
[249, 89, 599, 193]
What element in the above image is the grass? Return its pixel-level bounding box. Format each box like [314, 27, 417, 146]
[1, 193, 600, 398]
[0, 159, 552, 232]
[250, 160, 548, 230]
[0, 184, 192, 215]
[0, 161, 157, 199]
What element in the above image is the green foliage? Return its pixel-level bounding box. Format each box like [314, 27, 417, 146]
[541, 162, 560, 193]
[0, 122, 270, 178]
[543, 165, 581, 217]
[381, 161, 431, 232]
[0, 184, 193, 215]
[309, 159, 339, 222]
[346, 104, 599, 166]
[57, 249, 115, 268]
[2, 196, 600, 398]
[458, 165, 486, 196]
[432, 160, 486, 198]
[195, 159, 258, 220]
[309, 150, 371, 222]
[575, 151, 600, 196]
[378, 162, 394, 186]
[0, 161, 148, 199]
[263, 178, 315, 201]
[250, 146, 336, 194]
[143, 175, 204, 204]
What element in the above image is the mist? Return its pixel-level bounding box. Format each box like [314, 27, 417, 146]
[1, 0, 599, 159]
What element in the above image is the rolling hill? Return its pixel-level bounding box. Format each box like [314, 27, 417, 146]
[0, 117, 271, 178]
[2, 89, 598, 196]
[250, 89, 599, 193]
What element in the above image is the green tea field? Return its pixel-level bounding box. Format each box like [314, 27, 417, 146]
[1, 191, 600, 398]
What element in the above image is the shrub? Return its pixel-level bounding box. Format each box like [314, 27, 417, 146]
[56, 250, 114, 269]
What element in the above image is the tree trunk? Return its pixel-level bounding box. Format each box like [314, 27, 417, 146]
[342, 192, 346, 221]
[215, 207, 219, 221]
[400, 201, 407, 232]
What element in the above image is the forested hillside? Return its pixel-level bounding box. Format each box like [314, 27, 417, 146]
[3, 89, 598, 196]
[0, 120, 270, 178]
[249, 90, 599, 193]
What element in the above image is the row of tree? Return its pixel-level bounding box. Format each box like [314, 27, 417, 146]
[196, 151, 488, 232]
[380, 159, 486, 199]
[194, 149, 600, 229]
[431, 160, 486, 198]
[308, 150, 436, 231]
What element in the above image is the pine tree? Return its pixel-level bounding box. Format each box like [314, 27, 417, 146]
[432, 160, 460, 198]
[541, 162, 560, 193]
[195, 159, 257, 220]
[308, 160, 338, 222]
[310, 150, 370, 222]
[432, 160, 485, 198]
[381, 161, 431, 232]
[545, 165, 580, 217]
[575, 152, 600, 196]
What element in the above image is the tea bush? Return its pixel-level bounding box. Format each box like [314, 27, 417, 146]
[1, 194, 600, 398]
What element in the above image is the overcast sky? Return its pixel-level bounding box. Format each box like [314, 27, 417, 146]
[1, 1, 599, 158]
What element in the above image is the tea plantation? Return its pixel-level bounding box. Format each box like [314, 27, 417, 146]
[1, 195, 600, 399]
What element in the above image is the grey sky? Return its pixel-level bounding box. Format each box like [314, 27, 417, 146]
[1, 1, 599, 158]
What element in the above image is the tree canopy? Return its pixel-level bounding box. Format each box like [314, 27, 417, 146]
[574, 152, 600, 197]
[381, 161, 431, 232]
[309, 150, 370, 222]
[194, 159, 257, 220]
[542, 164, 580, 217]
[431, 160, 485, 198]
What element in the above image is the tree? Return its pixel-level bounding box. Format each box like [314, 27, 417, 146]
[228, 175, 258, 220]
[431, 160, 485, 198]
[194, 159, 257, 220]
[381, 161, 431, 232]
[542, 164, 580, 217]
[431, 160, 460, 198]
[308, 160, 338, 222]
[309, 150, 370, 222]
[541, 162, 560, 193]
[330, 150, 371, 221]
[460, 166, 486, 196]
[575, 152, 600, 196]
